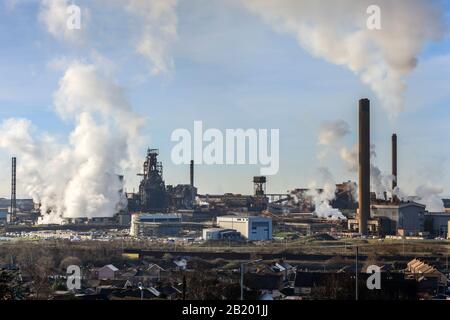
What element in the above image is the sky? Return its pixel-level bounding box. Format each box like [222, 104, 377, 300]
[1, 0, 450, 200]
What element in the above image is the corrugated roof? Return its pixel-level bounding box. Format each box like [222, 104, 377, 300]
[102, 264, 118, 272]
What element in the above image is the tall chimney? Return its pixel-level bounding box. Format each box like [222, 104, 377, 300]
[10, 157, 17, 222]
[392, 133, 397, 192]
[358, 99, 370, 236]
[190, 160, 194, 187]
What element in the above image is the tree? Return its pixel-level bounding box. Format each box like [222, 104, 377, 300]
[0, 270, 24, 300]
[59, 256, 82, 272]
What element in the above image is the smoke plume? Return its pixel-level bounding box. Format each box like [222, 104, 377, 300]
[126, 0, 178, 75]
[415, 184, 444, 212]
[318, 120, 350, 146]
[240, 0, 445, 117]
[308, 168, 346, 220]
[38, 0, 178, 76]
[319, 119, 396, 200]
[312, 121, 348, 219]
[0, 62, 145, 224]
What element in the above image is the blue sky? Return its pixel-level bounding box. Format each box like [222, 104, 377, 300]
[1, 0, 450, 198]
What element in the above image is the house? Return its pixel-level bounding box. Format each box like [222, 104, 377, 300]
[158, 284, 182, 300]
[98, 279, 133, 290]
[406, 259, 447, 290]
[98, 264, 119, 280]
[145, 263, 170, 282]
[173, 258, 188, 271]
[244, 273, 282, 291]
[294, 272, 315, 295]
[110, 287, 161, 300]
[270, 261, 296, 281]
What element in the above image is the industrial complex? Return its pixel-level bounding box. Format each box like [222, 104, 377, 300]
[1, 99, 449, 243]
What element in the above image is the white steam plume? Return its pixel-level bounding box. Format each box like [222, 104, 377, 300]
[341, 142, 395, 200]
[240, 0, 445, 117]
[0, 62, 145, 224]
[339, 145, 358, 172]
[319, 119, 397, 200]
[126, 0, 178, 75]
[308, 167, 346, 220]
[415, 184, 444, 212]
[313, 121, 348, 219]
[38, 0, 178, 76]
[318, 120, 350, 146]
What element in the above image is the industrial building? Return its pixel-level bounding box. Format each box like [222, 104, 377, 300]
[0, 211, 6, 225]
[348, 201, 426, 236]
[130, 213, 182, 237]
[202, 228, 241, 241]
[216, 216, 272, 241]
[424, 212, 450, 238]
[130, 149, 197, 213]
[166, 184, 197, 210]
[138, 149, 168, 212]
[372, 202, 426, 236]
[347, 216, 392, 236]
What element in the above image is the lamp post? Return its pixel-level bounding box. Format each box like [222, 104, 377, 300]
[240, 259, 263, 301]
[138, 282, 144, 300]
[355, 246, 359, 301]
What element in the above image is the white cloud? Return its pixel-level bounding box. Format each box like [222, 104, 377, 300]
[239, 0, 446, 117]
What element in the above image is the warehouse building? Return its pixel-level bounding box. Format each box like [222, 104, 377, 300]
[370, 202, 426, 236]
[202, 228, 241, 241]
[424, 212, 450, 238]
[130, 213, 182, 237]
[347, 201, 426, 236]
[216, 216, 272, 241]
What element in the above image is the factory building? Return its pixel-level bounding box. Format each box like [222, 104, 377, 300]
[166, 184, 197, 210]
[130, 213, 182, 237]
[202, 228, 241, 241]
[126, 193, 141, 212]
[370, 202, 425, 236]
[138, 149, 168, 212]
[63, 217, 117, 225]
[216, 216, 272, 241]
[347, 216, 393, 236]
[348, 202, 426, 236]
[130, 149, 198, 213]
[331, 181, 357, 210]
[0, 210, 6, 225]
[424, 212, 450, 238]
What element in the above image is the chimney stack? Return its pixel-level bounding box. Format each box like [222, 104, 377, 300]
[392, 133, 397, 192]
[190, 160, 194, 187]
[9, 157, 17, 223]
[358, 99, 370, 236]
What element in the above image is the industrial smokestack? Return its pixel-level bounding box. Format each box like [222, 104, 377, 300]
[10, 157, 17, 222]
[358, 99, 370, 235]
[190, 160, 194, 187]
[392, 133, 398, 192]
